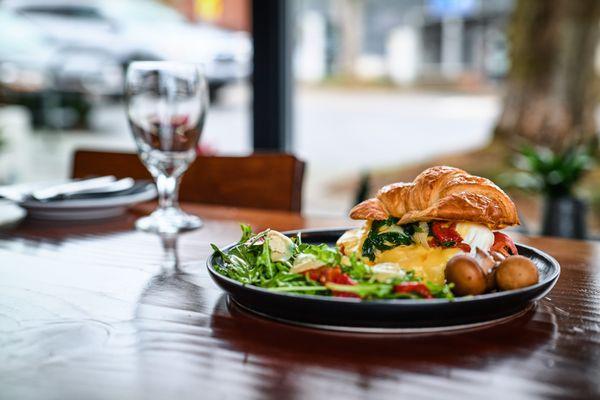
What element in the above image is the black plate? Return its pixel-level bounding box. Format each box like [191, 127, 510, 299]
[207, 229, 560, 331]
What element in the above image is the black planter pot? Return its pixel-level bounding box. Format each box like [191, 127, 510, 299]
[541, 195, 587, 239]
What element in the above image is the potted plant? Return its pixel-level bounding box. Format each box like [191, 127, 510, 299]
[513, 146, 593, 239]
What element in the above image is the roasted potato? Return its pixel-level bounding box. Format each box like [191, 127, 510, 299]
[495, 255, 539, 290]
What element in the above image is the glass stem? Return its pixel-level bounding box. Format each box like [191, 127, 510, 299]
[156, 174, 180, 210]
[160, 232, 179, 271]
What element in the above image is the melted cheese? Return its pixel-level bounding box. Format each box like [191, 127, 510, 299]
[455, 222, 494, 253]
[374, 244, 460, 285]
[336, 224, 369, 255]
[371, 262, 406, 282]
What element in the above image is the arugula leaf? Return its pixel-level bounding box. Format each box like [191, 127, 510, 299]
[239, 224, 254, 243]
[256, 237, 275, 279]
[343, 252, 371, 280]
[245, 229, 270, 246]
[298, 243, 340, 266]
[293, 232, 302, 246]
[268, 286, 329, 292]
[211, 244, 256, 284]
[426, 281, 455, 299]
[211, 243, 233, 264]
[325, 282, 394, 298]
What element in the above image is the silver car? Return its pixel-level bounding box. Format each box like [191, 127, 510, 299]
[0, 8, 123, 126]
[5, 0, 252, 99]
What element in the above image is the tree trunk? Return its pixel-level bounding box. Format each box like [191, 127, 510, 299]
[332, 0, 364, 78]
[494, 0, 600, 151]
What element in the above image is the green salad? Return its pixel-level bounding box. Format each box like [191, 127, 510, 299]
[211, 225, 454, 300]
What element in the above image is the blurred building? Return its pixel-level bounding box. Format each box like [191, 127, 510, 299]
[296, 0, 514, 86]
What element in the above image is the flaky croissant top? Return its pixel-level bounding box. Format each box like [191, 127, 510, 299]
[350, 166, 519, 229]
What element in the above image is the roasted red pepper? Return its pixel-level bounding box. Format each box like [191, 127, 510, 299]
[394, 282, 433, 299]
[431, 222, 463, 247]
[491, 232, 518, 257]
[306, 266, 360, 298]
[429, 221, 471, 252]
[457, 242, 472, 253]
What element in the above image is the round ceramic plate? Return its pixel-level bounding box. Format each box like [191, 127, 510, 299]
[0, 200, 26, 229]
[19, 183, 157, 220]
[207, 228, 560, 331]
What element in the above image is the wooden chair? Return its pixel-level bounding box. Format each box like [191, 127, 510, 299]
[72, 149, 305, 212]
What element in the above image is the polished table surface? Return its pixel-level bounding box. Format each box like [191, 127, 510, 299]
[1, 203, 599, 400]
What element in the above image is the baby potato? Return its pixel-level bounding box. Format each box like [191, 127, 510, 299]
[445, 254, 488, 296]
[495, 255, 539, 291]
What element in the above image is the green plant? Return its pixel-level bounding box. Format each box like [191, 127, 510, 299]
[511, 146, 594, 197]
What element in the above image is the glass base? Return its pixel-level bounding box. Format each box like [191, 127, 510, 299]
[135, 207, 203, 234]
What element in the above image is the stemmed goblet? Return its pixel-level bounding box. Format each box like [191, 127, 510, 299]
[125, 61, 208, 233]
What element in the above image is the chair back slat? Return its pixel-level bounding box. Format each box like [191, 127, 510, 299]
[72, 150, 305, 212]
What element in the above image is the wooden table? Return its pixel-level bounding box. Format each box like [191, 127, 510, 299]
[1, 203, 599, 399]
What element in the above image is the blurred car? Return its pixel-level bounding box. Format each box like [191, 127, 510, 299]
[4, 0, 253, 100]
[0, 8, 123, 127]
[0, 9, 52, 102]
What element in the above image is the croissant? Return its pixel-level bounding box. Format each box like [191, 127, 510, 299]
[350, 166, 519, 230]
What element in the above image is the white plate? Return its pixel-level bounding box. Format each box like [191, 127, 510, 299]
[19, 183, 157, 220]
[0, 200, 27, 228]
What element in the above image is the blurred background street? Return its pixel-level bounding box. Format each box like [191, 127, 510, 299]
[0, 83, 497, 215]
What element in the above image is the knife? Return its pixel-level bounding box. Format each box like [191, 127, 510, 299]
[37, 178, 137, 201]
[55, 180, 152, 200]
[31, 176, 118, 201]
[0, 179, 65, 202]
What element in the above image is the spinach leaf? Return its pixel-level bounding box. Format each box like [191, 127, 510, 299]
[402, 222, 420, 236]
[362, 218, 414, 261]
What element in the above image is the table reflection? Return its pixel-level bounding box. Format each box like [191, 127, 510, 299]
[207, 294, 558, 399]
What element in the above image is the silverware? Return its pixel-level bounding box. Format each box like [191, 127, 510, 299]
[0, 176, 142, 203]
[37, 178, 137, 201]
[31, 176, 118, 201]
[0, 180, 66, 202]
